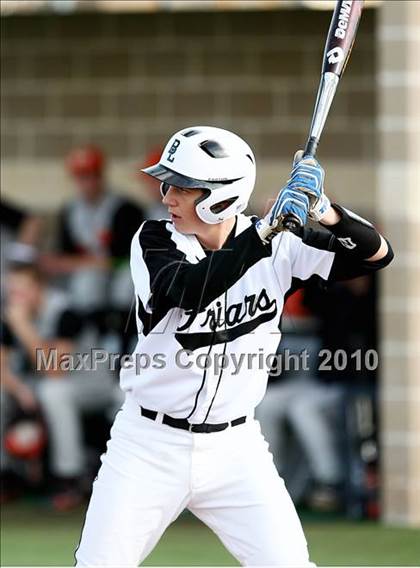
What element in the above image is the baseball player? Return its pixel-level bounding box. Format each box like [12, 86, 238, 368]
[42, 146, 145, 313]
[75, 126, 393, 566]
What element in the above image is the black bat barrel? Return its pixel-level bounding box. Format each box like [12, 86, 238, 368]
[322, 0, 364, 78]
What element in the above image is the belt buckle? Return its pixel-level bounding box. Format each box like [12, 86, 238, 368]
[188, 423, 194, 433]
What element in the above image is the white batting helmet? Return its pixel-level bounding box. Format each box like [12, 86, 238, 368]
[141, 126, 256, 224]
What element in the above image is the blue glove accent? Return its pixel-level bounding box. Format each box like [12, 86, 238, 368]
[260, 153, 325, 240]
[269, 185, 310, 227]
[289, 159, 325, 199]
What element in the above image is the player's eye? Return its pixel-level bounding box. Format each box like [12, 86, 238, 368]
[160, 184, 193, 197]
[172, 186, 191, 195]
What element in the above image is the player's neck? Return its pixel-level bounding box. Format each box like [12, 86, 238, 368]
[196, 216, 236, 251]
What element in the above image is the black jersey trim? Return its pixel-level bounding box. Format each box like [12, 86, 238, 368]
[201, 291, 228, 423]
[175, 307, 277, 351]
[186, 340, 214, 420]
[202, 340, 227, 423]
[137, 295, 152, 337]
[137, 220, 185, 334]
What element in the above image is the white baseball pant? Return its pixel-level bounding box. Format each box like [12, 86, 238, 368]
[75, 394, 314, 566]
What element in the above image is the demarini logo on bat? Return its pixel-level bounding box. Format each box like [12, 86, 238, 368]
[334, 0, 353, 39]
[327, 46, 345, 65]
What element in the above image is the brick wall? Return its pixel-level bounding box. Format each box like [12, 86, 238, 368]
[1, 8, 376, 211]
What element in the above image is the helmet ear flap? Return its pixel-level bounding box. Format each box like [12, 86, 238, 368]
[194, 188, 211, 207]
[160, 182, 169, 197]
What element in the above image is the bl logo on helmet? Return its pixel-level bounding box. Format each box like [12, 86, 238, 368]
[167, 139, 181, 162]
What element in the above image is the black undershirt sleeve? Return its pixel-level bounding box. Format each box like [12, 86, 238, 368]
[328, 244, 393, 281]
[297, 216, 393, 283]
[322, 204, 381, 259]
[139, 221, 272, 312]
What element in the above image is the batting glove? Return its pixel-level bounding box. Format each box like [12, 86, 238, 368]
[290, 150, 330, 222]
[255, 182, 310, 244]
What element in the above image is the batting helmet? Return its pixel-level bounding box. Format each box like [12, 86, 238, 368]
[141, 126, 256, 224]
[66, 145, 105, 176]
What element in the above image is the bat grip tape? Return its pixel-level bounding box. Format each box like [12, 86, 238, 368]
[304, 136, 319, 158]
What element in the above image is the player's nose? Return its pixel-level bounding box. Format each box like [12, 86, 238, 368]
[162, 185, 177, 206]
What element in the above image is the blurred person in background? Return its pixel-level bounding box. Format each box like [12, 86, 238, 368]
[0, 199, 42, 294]
[305, 276, 377, 384]
[1, 340, 40, 504]
[136, 147, 168, 221]
[256, 288, 344, 512]
[0, 263, 122, 510]
[41, 146, 144, 344]
[304, 273, 379, 518]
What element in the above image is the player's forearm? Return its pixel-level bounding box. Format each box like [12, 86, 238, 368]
[8, 320, 49, 367]
[40, 253, 109, 274]
[0, 348, 19, 393]
[317, 204, 341, 226]
[321, 204, 388, 261]
[1, 347, 38, 410]
[1, 364, 27, 397]
[320, 204, 390, 262]
[18, 215, 43, 246]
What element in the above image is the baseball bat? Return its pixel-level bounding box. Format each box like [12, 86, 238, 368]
[282, 0, 364, 231]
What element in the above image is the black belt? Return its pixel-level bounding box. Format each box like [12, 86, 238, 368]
[140, 406, 246, 434]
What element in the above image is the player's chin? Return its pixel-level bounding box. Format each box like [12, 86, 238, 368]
[173, 218, 193, 234]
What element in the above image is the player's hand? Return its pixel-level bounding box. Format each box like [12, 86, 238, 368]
[255, 151, 332, 243]
[290, 150, 330, 222]
[255, 162, 312, 243]
[255, 184, 310, 242]
[5, 302, 32, 326]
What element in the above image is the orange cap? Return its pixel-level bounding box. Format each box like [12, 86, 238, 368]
[137, 147, 163, 179]
[66, 145, 105, 176]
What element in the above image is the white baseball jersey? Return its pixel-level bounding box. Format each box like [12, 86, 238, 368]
[120, 213, 382, 423]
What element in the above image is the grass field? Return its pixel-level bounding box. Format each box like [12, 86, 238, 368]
[1, 502, 420, 566]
